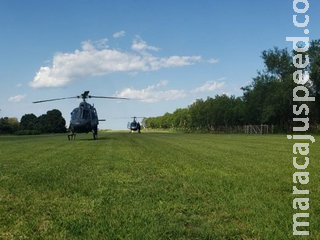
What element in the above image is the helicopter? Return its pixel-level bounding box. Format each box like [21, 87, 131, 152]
[127, 117, 144, 133]
[33, 91, 128, 140]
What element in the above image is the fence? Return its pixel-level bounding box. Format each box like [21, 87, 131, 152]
[206, 125, 274, 134]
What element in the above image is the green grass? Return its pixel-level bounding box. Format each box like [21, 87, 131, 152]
[0, 132, 319, 239]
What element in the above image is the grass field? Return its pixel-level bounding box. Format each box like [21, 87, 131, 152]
[0, 132, 319, 239]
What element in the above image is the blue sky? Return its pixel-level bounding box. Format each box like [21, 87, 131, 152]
[1, 0, 319, 129]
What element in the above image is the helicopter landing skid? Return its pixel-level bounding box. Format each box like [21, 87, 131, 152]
[68, 132, 76, 140]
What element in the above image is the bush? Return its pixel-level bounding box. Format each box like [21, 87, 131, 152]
[15, 130, 42, 135]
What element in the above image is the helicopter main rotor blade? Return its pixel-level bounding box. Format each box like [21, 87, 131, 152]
[33, 96, 78, 104]
[89, 96, 130, 100]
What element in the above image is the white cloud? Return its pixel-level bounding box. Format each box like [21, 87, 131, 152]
[192, 80, 225, 93]
[113, 30, 126, 38]
[115, 78, 226, 103]
[95, 38, 109, 49]
[131, 36, 160, 52]
[8, 94, 26, 103]
[30, 38, 201, 88]
[208, 58, 219, 64]
[115, 80, 186, 103]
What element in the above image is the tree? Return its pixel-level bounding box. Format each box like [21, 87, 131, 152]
[20, 110, 66, 134]
[37, 109, 66, 133]
[45, 109, 66, 133]
[20, 114, 38, 130]
[242, 47, 296, 131]
[172, 108, 191, 130]
[0, 117, 19, 134]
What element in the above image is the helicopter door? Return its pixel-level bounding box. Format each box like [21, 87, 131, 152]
[91, 108, 98, 126]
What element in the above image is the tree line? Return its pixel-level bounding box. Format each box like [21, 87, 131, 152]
[144, 39, 320, 133]
[0, 109, 66, 135]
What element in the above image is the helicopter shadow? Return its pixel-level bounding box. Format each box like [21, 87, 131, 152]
[75, 135, 116, 141]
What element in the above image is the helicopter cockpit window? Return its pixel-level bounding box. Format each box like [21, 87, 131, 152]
[82, 109, 90, 119]
[71, 109, 80, 120]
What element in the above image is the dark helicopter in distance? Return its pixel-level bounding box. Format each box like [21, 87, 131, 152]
[33, 91, 128, 140]
[127, 117, 144, 133]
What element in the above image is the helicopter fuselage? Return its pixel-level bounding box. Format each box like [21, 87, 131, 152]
[128, 121, 139, 131]
[69, 101, 98, 134]
[127, 117, 141, 133]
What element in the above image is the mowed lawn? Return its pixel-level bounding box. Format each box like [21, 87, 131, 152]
[0, 132, 319, 239]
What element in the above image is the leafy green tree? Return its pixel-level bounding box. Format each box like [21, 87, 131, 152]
[21, 110, 66, 134]
[189, 99, 207, 130]
[0, 117, 19, 134]
[45, 109, 66, 133]
[20, 114, 38, 130]
[172, 108, 191, 129]
[242, 47, 295, 131]
[36, 109, 66, 133]
[36, 114, 48, 133]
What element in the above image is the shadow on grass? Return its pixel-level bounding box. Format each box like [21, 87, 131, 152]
[75, 136, 116, 141]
